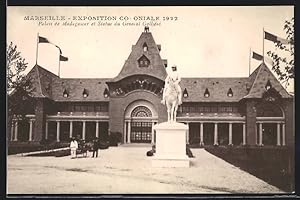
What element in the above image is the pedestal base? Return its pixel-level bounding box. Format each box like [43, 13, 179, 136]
[152, 155, 190, 167]
[151, 122, 190, 168]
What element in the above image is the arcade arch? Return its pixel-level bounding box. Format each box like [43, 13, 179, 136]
[124, 100, 158, 143]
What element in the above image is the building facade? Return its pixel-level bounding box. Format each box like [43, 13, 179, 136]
[8, 29, 294, 147]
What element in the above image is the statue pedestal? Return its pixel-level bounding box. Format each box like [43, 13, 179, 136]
[152, 122, 190, 168]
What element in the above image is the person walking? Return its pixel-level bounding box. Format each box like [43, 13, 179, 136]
[92, 137, 100, 158]
[70, 137, 78, 159]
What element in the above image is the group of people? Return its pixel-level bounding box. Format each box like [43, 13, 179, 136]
[70, 137, 101, 159]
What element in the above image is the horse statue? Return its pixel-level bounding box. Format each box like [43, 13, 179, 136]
[161, 76, 182, 122]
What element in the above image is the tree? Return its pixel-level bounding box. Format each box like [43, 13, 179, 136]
[267, 18, 294, 89]
[7, 42, 34, 123]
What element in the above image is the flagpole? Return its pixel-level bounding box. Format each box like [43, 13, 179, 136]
[36, 33, 39, 65]
[262, 27, 265, 63]
[249, 47, 251, 76]
[58, 53, 61, 77]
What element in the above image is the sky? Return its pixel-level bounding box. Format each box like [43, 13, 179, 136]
[7, 6, 294, 92]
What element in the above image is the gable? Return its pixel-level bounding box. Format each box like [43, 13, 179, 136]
[109, 30, 167, 82]
[244, 63, 291, 99]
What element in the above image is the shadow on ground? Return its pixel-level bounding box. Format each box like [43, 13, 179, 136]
[204, 145, 294, 192]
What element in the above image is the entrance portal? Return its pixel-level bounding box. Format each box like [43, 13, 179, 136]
[124, 100, 158, 143]
[131, 122, 152, 143]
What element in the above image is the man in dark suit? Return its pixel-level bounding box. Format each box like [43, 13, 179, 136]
[92, 137, 100, 158]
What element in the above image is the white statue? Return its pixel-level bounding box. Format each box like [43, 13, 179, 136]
[161, 65, 183, 122]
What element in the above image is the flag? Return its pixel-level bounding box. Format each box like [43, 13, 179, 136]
[252, 51, 263, 61]
[264, 31, 289, 44]
[38, 36, 50, 43]
[55, 45, 68, 61]
[55, 45, 62, 54]
[60, 55, 68, 61]
[251, 51, 273, 65]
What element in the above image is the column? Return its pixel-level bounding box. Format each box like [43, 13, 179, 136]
[154, 122, 157, 143]
[214, 123, 218, 145]
[10, 122, 14, 141]
[96, 121, 99, 138]
[56, 121, 60, 142]
[228, 122, 233, 145]
[242, 123, 246, 145]
[200, 122, 204, 146]
[45, 121, 49, 140]
[186, 122, 189, 144]
[127, 122, 131, 143]
[14, 121, 18, 141]
[29, 120, 33, 141]
[282, 123, 286, 146]
[123, 122, 127, 143]
[69, 121, 73, 138]
[151, 122, 155, 144]
[277, 123, 281, 146]
[82, 121, 86, 140]
[259, 123, 263, 146]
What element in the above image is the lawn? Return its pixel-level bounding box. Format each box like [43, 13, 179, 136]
[205, 145, 294, 192]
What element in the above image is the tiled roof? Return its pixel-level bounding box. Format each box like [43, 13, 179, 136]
[27, 64, 292, 102]
[244, 63, 292, 99]
[180, 77, 250, 102]
[51, 78, 110, 102]
[109, 31, 167, 82]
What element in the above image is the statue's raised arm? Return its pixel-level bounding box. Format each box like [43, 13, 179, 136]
[161, 65, 182, 122]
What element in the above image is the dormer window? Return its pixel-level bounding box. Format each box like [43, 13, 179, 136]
[157, 44, 161, 52]
[103, 88, 109, 98]
[138, 55, 150, 68]
[143, 43, 148, 52]
[204, 88, 210, 98]
[183, 88, 188, 98]
[227, 88, 233, 97]
[265, 80, 272, 90]
[83, 88, 88, 98]
[63, 89, 69, 98]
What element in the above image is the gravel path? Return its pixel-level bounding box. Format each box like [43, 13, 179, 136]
[7, 146, 283, 194]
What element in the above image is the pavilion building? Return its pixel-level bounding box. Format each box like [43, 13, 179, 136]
[8, 29, 294, 147]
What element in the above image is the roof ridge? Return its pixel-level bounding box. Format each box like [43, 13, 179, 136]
[246, 62, 264, 96]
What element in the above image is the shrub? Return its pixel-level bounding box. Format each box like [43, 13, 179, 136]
[99, 141, 110, 149]
[109, 132, 122, 146]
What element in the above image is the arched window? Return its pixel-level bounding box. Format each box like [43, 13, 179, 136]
[183, 88, 188, 98]
[265, 80, 272, 90]
[103, 88, 109, 98]
[204, 88, 210, 98]
[227, 88, 233, 97]
[82, 88, 89, 98]
[131, 106, 152, 117]
[138, 55, 150, 67]
[63, 89, 69, 98]
[143, 43, 148, 52]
